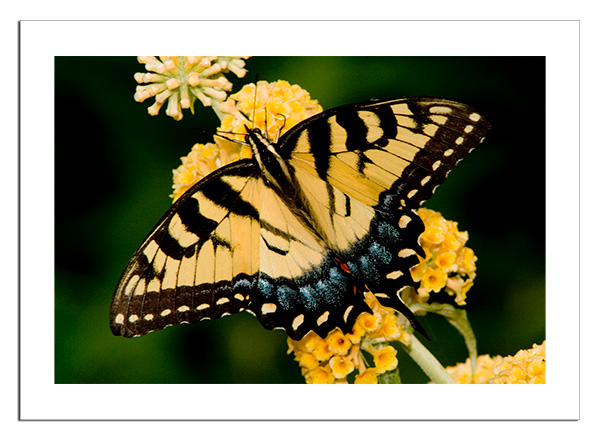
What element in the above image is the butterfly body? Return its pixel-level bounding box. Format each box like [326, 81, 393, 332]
[111, 97, 489, 340]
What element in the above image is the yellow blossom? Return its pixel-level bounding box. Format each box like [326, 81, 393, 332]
[357, 312, 382, 333]
[381, 313, 403, 340]
[346, 322, 366, 344]
[435, 251, 457, 271]
[421, 267, 447, 293]
[297, 352, 320, 370]
[421, 224, 446, 245]
[459, 247, 477, 273]
[407, 208, 477, 306]
[171, 143, 218, 200]
[217, 80, 322, 147]
[312, 338, 333, 362]
[297, 331, 320, 353]
[371, 346, 399, 374]
[329, 355, 355, 379]
[305, 366, 335, 384]
[325, 329, 352, 356]
[354, 368, 379, 384]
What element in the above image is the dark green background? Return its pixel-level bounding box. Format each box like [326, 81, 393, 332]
[55, 56, 545, 383]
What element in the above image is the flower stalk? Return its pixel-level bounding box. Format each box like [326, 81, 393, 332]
[400, 336, 456, 384]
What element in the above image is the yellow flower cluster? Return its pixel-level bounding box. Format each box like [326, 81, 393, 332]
[219, 80, 322, 143]
[171, 80, 322, 201]
[287, 292, 412, 384]
[134, 56, 249, 121]
[444, 354, 503, 384]
[409, 208, 477, 305]
[443, 341, 546, 384]
[491, 340, 546, 384]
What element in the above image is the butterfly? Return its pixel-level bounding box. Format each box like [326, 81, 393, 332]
[110, 97, 489, 340]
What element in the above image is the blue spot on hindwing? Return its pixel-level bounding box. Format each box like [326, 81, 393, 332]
[299, 285, 321, 311]
[329, 266, 349, 290]
[315, 279, 342, 306]
[359, 255, 379, 282]
[233, 278, 252, 292]
[277, 284, 297, 311]
[369, 241, 392, 265]
[377, 220, 400, 244]
[258, 278, 274, 299]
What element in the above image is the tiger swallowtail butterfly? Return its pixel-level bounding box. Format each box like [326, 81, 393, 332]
[110, 97, 489, 340]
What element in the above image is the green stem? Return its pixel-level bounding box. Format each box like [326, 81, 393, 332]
[401, 336, 456, 384]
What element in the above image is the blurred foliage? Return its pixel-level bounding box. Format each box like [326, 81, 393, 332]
[55, 56, 545, 383]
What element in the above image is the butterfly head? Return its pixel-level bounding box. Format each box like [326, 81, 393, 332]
[244, 125, 294, 192]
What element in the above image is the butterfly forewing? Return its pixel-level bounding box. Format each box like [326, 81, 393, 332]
[278, 97, 489, 325]
[282, 97, 489, 211]
[110, 161, 261, 337]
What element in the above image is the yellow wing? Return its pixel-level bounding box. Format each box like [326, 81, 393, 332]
[278, 97, 489, 317]
[111, 161, 373, 339]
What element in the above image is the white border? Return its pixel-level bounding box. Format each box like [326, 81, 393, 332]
[20, 20, 579, 421]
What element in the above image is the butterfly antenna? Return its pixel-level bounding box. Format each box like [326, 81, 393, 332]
[251, 74, 258, 130]
[214, 130, 249, 146]
[192, 127, 249, 146]
[274, 113, 286, 143]
[264, 107, 269, 142]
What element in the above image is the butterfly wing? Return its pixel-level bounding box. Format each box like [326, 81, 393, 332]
[278, 97, 490, 314]
[282, 97, 489, 210]
[110, 161, 262, 337]
[111, 159, 371, 340]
